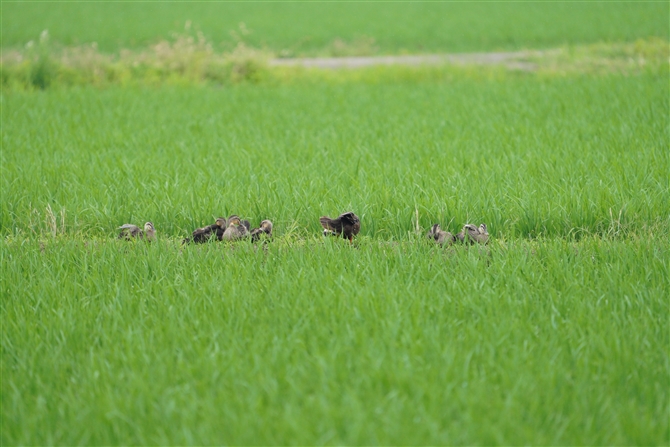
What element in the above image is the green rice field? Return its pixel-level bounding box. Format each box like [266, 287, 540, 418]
[3, 2, 669, 55]
[1, 2, 669, 445]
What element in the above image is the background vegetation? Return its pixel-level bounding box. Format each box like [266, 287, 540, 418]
[3, 2, 668, 55]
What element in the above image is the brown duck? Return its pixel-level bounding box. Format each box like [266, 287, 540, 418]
[320, 211, 360, 241]
[183, 217, 226, 244]
[118, 222, 156, 241]
[456, 223, 489, 245]
[427, 223, 455, 246]
[222, 215, 250, 241]
[251, 220, 273, 242]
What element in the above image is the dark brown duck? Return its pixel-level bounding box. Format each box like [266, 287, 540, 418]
[183, 217, 226, 244]
[319, 212, 360, 241]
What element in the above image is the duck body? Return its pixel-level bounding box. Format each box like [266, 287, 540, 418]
[320, 212, 360, 241]
[476, 224, 489, 245]
[118, 222, 156, 241]
[184, 217, 226, 244]
[456, 223, 489, 245]
[427, 224, 455, 246]
[251, 220, 273, 242]
[222, 215, 250, 241]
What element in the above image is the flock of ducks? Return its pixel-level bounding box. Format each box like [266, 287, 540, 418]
[118, 212, 489, 246]
[181, 215, 274, 244]
[427, 223, 489, 245]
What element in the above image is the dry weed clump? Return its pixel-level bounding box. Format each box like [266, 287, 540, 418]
[1, 29, 272, 89]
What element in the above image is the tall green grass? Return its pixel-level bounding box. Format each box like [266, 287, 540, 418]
[2, 72, 668, 240]
[2, 236, 667, 444]
[3, 2, 668, 55]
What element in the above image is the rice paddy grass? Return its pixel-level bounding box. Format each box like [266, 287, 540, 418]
[2, 72, 667, 239]
[2, 236, 668, 444]
[3, 2, 669, 55]
[2, 56, 669, 444]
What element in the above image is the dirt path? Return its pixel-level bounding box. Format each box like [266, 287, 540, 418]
[269, 50, 548, 70]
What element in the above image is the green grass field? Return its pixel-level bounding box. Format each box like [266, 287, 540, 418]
[2, 2, 669, 445]
[2, 75, 668, 238]
[2, 236, 667, 444]
[3, 2, 669, 55]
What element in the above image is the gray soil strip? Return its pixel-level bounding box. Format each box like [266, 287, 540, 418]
[269, 50, 548, 71]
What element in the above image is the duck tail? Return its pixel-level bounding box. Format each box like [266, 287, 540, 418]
[319, 216, 333, 230]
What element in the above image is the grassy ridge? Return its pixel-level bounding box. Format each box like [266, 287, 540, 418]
[2, 73, 668, 240]
[3, 2, 669, 55]
[2, 236, 668, 444]
[2, 35, 667, 90]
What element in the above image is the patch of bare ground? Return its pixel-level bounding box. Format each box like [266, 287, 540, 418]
[270, 50, 546, 71]
[271, 38, 668, 74]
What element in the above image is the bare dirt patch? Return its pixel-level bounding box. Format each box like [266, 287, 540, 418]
[270, 50, 545, 71]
